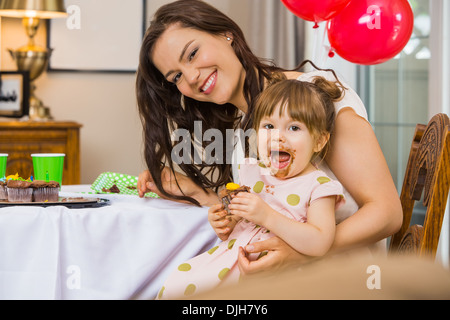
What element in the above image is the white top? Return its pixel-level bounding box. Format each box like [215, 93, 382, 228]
[297, 70, 368, 121]
[232, 70, 369, 224]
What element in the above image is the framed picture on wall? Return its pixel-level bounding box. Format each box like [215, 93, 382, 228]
[47, 0, 146, 73]
[0, 71, 30, 118]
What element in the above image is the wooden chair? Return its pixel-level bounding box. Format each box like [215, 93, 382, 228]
[389, 113, 450, 259]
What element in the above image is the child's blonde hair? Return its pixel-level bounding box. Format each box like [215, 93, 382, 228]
[253, 76, 344, 160]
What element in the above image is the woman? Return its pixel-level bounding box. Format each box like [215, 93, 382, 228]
[136, 0, 402, 275]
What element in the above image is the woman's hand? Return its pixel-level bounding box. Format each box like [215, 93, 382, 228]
[237, 236, 313, 276]
[137, 167, 190, 198]
[137, 170, 154, 198]
[137, 168, 218, 206]
[208, 204, 240, 241]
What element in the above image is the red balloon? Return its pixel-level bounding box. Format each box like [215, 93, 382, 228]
[327, 0, 414, 65]
[281, 0, 352, 27]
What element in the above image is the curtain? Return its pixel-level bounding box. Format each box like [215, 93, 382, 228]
[226, 0, 304, 70]
[148, 1, 304, 69]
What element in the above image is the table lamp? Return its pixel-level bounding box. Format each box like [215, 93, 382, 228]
[0, 0, 67, 121]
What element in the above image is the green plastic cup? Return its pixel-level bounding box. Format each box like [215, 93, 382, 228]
[0, 153, 8, 179]
[31, 153, 65, 187]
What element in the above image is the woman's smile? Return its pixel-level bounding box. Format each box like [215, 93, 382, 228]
[200, 71, 217, 94]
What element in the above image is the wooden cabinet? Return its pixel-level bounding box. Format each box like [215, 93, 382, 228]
[0, 121, 82, 185]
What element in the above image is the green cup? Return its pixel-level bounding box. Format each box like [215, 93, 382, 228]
[0, 153, 8, 179]
[31, 153, 65, 187]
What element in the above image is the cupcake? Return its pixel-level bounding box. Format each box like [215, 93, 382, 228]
[7, 178, 33, 202]
[218, 182, 250, 214]
[32, 180, 60, 202]
[0, 178, 7, 201]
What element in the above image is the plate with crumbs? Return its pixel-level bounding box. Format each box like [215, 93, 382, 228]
[0, 197, 110, 209]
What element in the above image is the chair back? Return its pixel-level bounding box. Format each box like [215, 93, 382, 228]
[389, 113, 450, 258]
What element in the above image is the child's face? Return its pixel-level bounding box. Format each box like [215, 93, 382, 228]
[257, 104, 322, 179]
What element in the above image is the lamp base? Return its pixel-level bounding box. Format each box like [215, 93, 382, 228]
[8, 42, 54, 121]
[29, 90, 53, 121]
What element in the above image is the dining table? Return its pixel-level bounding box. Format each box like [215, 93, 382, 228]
[0, 184, 218, 300]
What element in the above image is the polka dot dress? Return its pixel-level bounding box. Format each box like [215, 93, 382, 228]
[156, 159, 345, 299]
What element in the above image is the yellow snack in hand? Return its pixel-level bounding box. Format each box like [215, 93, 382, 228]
[226, 182, 240, 191]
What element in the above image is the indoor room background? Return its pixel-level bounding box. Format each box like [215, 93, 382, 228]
[0, 0, 354, 184]
[0, 0, 448, 264]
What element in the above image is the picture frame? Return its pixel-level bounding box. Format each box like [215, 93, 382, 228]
[0, 71, 30, 118]
[47, 0, 146, 73]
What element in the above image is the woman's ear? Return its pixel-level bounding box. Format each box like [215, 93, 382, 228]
[314, 132, 330, 153]
[225, 32, 233, 43]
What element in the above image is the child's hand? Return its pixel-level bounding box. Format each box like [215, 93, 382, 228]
[208, 204, 239, 241]
[229, 192, 274, 227]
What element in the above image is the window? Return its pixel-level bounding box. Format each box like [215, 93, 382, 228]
[358, 0, 431, 226]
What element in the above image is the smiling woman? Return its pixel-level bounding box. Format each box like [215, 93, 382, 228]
[136, 0, 402, 283]
[136, 0, 287, 205]
[151, 24, 245, 109]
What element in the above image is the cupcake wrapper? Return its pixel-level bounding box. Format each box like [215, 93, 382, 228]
[0, 186, 7, 200]
[33, 188, 59, 202]
[7, 188, 33, 203]
[221, 196, 232, 214]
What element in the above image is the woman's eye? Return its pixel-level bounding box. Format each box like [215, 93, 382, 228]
[188, 48, 198, 62]
[172, 72, 182, 83]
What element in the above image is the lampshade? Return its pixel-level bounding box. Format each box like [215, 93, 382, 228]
[0, 0, 67, 19]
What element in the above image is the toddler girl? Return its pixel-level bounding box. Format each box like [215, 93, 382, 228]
[157, 76, 346, 299]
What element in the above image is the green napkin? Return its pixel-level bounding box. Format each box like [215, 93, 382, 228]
[91, 172, 159, 198]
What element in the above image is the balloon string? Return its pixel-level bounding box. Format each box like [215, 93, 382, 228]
[311, 23, 320, 66]
[320, 22, 330, 67]
[312, 22, 329, 68]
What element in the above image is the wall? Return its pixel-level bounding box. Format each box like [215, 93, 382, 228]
[1, 15, 144, 184]
[0, 0, 334, 185]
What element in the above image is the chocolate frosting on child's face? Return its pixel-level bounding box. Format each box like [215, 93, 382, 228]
[257, 109, 318, 179]
[268, 146, 296, 179]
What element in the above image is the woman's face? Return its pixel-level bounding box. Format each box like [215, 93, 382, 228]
[152, 24, 247, 110]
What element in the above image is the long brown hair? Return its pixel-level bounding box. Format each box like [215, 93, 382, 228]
[136, 0, 340, 206]
[136, 0, 285, 205]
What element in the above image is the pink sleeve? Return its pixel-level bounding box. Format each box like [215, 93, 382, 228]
[310, 179, 346, 210]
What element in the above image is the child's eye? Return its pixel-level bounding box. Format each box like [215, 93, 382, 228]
[262, 123, 274, 130]
[289, 125, 300, 131]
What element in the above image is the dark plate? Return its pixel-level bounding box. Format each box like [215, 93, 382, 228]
[0, 197, 110, 209]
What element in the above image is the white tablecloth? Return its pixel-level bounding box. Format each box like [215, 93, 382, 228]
[0, 185, 218, 300]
